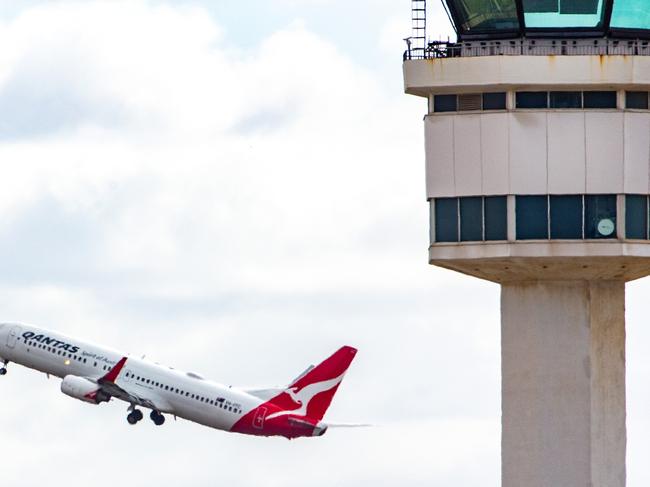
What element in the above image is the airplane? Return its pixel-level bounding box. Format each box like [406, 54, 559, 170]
[0, 322, 357, 439]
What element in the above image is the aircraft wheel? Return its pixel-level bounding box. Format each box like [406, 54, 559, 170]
[133, 409, 144, 422]
[0, 368, 7, 376]
[150, 410, 165, 426]
[127, 411, 141, 425]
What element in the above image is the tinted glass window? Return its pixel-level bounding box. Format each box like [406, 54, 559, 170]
[485, 196, 507, 241]
[626, 195, 648, 239]
[516, 196, 548, 239]
[583, 91, 617, 109]
[524, 0, 558, 13]
[611, 0, 650, 30]
[550, 91, 582, 108]
[585, 195, 617, 239]
[450, 0, 519, 33]
[483, 92, 507, 110]
[523, 0, 605, 28]
[516, 92, 548, 109]
[434, 95, 457, 113]
[626, 91, 649, 109]
[550, 195, 582, 239]
[435, 198, 458, 242]
[460, 197, 483, 241]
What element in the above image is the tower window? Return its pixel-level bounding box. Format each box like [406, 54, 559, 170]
[550, 195, 583, 239]
[433, 95, 457, 113]
[626, 91, 649, 109]
[516, 92, 548, 109]
[482, 92, 507, 110]
[516, 196, 549, 239]
[485, 196, 507, 241]
[460, 197, 483, 241]
[434, 198, 459, 242]
[626, 195, 648, 239]
[585, 195, 617, 239]
[583, 91, 617, 109]
[550, 91, 582, 109]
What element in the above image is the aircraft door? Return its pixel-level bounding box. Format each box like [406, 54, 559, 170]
[123, 369, 132, 383]
[253, 407, 267, 430]
[6, 325, 21, 349]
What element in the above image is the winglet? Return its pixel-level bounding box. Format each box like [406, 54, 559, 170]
[101, 357, 127, 383]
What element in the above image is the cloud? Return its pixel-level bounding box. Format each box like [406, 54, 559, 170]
[0, 3, 492, 486]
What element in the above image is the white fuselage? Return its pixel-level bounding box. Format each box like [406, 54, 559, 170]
[0, 322, 263, 432]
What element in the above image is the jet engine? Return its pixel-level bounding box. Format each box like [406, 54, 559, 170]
[61, 375, 109, 404]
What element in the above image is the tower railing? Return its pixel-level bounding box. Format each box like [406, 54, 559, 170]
[404, 38, 650, 60]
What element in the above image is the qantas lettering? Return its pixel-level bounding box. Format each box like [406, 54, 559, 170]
[21, 331, 80, 354]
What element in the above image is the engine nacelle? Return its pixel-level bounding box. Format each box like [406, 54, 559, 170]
[61, 375, 109, 404]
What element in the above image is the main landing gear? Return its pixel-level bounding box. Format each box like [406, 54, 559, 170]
[126, 406, 165, 426]
[127, 408, 144, 425]
[150, 410, 165, 426]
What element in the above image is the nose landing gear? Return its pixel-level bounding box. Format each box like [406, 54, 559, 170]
[0, 360, 8, 376]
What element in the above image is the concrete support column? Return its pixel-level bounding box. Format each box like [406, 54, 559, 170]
[501, 280, 626, 487]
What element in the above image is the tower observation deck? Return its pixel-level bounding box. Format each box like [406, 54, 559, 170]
[403, 1, 650, 486]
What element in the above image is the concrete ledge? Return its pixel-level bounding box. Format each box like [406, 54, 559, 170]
[404, 56, 650, 96]
[429, 241, 650, 282]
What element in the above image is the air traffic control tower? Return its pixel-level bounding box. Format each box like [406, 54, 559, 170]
[403, 1, 650, 486]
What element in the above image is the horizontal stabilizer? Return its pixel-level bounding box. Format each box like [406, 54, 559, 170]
[325, 422, 374, 428]
[243, 387, 286, 401]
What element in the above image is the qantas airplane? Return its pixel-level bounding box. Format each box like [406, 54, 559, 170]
[0, 322, 357, 439]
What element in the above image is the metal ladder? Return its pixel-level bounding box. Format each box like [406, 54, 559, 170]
[410, 0, 426, 59]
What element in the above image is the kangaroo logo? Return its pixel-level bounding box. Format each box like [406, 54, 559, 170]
[266, 373, 346, 420]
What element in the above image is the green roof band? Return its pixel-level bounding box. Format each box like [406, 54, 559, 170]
[444, 0, 650, 38]
[611, 0, 650, 30]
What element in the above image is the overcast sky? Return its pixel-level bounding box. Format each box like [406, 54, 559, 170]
[0, 1, 649, 486]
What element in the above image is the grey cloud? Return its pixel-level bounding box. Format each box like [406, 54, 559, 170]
[231, 104, 299, 135]
[0, 196, 102, 283]
[0, 67, 127, 140]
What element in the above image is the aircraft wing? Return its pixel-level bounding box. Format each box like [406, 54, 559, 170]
[92, 357, 174, 413]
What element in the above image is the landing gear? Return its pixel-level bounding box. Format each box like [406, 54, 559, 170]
[0, 368, 6, 376]
[0, 360, 8, 376]
[150, 410, 165, 426]
[126, 408, 144, 425]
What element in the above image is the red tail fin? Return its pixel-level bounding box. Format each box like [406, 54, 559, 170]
[270, 346, 357, 421]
